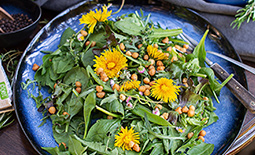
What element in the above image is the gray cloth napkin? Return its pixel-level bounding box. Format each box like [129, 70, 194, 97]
[166, 0, 255, 62]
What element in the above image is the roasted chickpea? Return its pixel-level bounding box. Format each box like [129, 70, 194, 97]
[133, 143, 141, 152]
[161, 113, 169, 120]
[126, 51, 132, 56]
[96, 92, 105, 98]
[187, 132, 194, 139]
[198, 136, 205, 142]
[131, 74, 138, 80]
[144, 85, 151, 90]
[91, 41, 96, 47]
[174, 44, 181, 50]
[148, 68, 156, 76]
[156, 104, 162, 110]
[96, 68, 104, 75]
[75, 81, 82, 87]
[171, 56, 178, 62]
[80, 30, 88, 36]
[183, 82, 188, 87]
[96, 85, 104, 92]
[85, 41, 90, 46]
[166, 46, 172, 52]
[182, 106, 189, 113]
[199, 130, 206, 137]
[183, 44, 189, 49]
[63, 112, 70, 118]
[129, 141, 135, 148]
[188, 110, 195, 117]
[182, 77, 188, 83]
[148, 65, 155, 70]
[202, 118, 208, 124]
[143, 77, 150, 84]
[138, 86, 146, 93]
[203, 97, 209, 101]
[175, 107, 182, 114]
[138, 44, 143, 49]
[148, 59, 155, 65]
[59, 142, 67, 149]
[162, 37, 169, 43]
[143, 54, 149, 60]
[107, 115, 113, 119]
[153, 44, 158, 48]
[76, 87, 81, 93]
[32, 63, 40, 71]
[112, 84, 120, 91]
[157, 66, 165, 71]
[120, 43, 125, 51]
[164, 53, 170, 58]
[48, 106, 56, 114]
[158, 50, 162, 53]
[119, 94, 126, 101]
[156, 61, 163, 66]
[149, 81, 156, 86]
[189, 105, 195, 111]
[132, 52, 139, 59]
[54, 83, 57, 89]
[144, 89, 150, 96]
[180, 47, 186, 53]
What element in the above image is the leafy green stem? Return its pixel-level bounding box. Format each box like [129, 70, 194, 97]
[95, 105, 122, 118]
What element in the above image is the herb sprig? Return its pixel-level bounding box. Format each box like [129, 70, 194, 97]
[231, 0, 255, 29]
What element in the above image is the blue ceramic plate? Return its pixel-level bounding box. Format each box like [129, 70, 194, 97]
[13, 1, 246, 154]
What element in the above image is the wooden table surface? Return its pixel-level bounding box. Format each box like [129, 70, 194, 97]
[1, 7, 255, 155]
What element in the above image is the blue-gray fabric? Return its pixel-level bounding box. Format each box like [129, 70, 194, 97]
[166, 0, 255, 61]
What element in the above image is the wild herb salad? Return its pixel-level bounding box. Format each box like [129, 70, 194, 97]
[23, 5, 229, 155]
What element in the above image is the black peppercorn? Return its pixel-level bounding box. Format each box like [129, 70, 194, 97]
[0, 13, 33, 33]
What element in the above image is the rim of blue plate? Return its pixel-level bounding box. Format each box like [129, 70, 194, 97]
[12, 0, 247, 154]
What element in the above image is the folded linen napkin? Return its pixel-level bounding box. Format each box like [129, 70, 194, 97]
[165, 0, 255, 62]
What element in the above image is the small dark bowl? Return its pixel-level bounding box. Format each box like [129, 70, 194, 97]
[0, 0, 41, 47]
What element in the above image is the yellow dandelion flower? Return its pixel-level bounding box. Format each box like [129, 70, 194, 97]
[79, 5, 112, 33]
[147, 45, 168, 60]
[94, 48, 127, 78]
[115, 127, 140, 151]
[151, 78, 181, 103]
[120, 80, 141, 91]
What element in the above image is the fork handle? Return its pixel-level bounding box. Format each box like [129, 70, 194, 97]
[211, 63, 255, 113]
